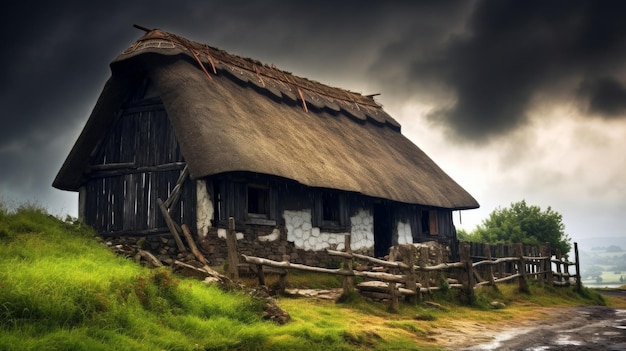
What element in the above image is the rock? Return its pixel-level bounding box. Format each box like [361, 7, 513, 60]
[262, 298, 291, 325]
[490, 301, 506, 309]
[203, 277, 221, 285]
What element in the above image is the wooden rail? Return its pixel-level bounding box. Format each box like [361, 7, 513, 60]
[238, 238, 581, 310]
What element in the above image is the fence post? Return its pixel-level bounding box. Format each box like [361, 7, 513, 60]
[514, 243, 529, 293]
[459, 242, 475, 304]
[574, 242, 582, 293]
[495, 243, 504, 279]
[418, 246, 430, 292]
[555, 249, 563, 285]
[226, 217, 239, 280]
[484, 244, 496, 287]
[401, 244, 418, 304]
[563, 249, 571, 286]
[256, 264, 265, 286]
[539, 244, 547, 287]
[342, 234, 354, 295]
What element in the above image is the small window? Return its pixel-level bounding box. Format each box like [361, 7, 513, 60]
[322, 192, 340, 223]
[247, 184, 269, 218]
[313, 191, 348, 230]
[421, 210, 439, 235]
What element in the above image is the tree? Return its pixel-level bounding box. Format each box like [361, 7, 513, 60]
[467, 200, 572, 256]
[456, 228, 471, 241]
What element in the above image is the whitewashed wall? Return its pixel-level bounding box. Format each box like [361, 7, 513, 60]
[284, 208, 375, 251]
[196, 180, 213, 238]
[396, 220, 413, 245]
[194, 184, 403, 253]
[350, 209, 375, 250]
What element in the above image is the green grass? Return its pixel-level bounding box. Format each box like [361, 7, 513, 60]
[0, 204, 613, 350]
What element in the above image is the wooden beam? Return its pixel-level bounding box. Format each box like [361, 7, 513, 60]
[181, 224, 208, 266]
[156, 198, 186, 252]
[164, 165, 189, 209]
[137, 249, 163, 267]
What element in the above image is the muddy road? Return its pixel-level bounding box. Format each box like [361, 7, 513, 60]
[455, 290, 626, 351]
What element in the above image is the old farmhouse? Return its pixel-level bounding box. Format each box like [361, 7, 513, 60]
[53, 27, 479, 265]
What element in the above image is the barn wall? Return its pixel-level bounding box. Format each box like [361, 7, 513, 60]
[83, 101, 195, 235]
[193, 172, 458, 265]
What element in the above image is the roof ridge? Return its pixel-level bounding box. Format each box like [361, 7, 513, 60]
[147, 30, 381, 107]
[119, 28, 401, 130]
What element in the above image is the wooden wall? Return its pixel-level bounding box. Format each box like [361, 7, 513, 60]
[84, 100, 195, 235]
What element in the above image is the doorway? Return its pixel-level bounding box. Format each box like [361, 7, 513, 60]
[373, 203, 392, 257]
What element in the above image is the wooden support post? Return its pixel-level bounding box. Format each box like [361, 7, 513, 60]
[388, 281, 398, 313]
[574, 242, 582, 293]
[459, 242, 475, 305]
[545, 243, 553, 286]
[496, 243, 504, 279]
[277, 271, 287, 295]
[342, 234, 354, 295]
[418, 246, 430, 292]
[514, 243, 529, 293]
[555, 249, 563, 285]
[256, 264, 266, 286]
[563, 250, 571, 286]
[540, 243, 550, 287]
[226, 217, 239, 280]
[484, 244, 496, 287]
[401, 244, 418, 304]
[163, 165, 189, 209]
[156, 198, 186, 252]
[181, 224, 208, 265]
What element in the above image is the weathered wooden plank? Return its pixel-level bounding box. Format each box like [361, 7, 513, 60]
[181, 224, 208, 265]
[137, 249, 163, 267]
[156, 198, 186, 252]
[87, 162, 187, 179]
[163, 165, 189, 209]
[149, 172, 159, 228]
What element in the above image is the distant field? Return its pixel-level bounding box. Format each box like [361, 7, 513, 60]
[582, 271, 625, 286]
[580, 251, 626, 287]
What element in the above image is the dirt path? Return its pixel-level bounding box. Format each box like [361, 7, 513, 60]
[438, 291, 626, 350]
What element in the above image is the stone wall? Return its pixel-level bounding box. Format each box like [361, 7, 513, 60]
[196, 221, 373, 267]
[396, 220, 413, 245]
[283, 208, 375, 252]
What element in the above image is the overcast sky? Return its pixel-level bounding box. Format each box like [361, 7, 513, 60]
[1, 0, 625, 250]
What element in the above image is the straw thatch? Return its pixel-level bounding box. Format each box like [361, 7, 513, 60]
[53, 28, 478, 210]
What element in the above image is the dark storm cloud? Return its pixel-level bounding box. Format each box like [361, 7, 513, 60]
[369, 0, 626, 142]
[578, 77, 626, 117]
[2, 0, 626, 212]
[0, 0, 469, 210]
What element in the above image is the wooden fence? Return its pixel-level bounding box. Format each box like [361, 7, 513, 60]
[237, 231, 581, 310]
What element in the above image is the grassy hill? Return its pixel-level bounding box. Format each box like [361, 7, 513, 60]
[0, 204, 612, 350]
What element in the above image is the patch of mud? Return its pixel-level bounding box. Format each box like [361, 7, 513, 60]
[443, 307, 626, 351]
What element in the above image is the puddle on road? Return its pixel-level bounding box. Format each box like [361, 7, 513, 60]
[463, 328, 532, 350]
[614, 309, 626, 330]
[465, 309, 626, 350]
[555, 334, 582, 346]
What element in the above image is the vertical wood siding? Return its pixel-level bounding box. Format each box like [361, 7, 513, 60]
[85, 103, 195, 235]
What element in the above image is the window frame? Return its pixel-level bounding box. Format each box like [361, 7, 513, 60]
[246, 183, 276, 226]
[421, 209, 439, 236]
[313, 190, 349, 231]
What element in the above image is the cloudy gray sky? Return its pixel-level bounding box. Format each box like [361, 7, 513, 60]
[1, 0, 625, 250]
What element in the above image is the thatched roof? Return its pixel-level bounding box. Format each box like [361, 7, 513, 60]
[53, 28, 479, 210]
